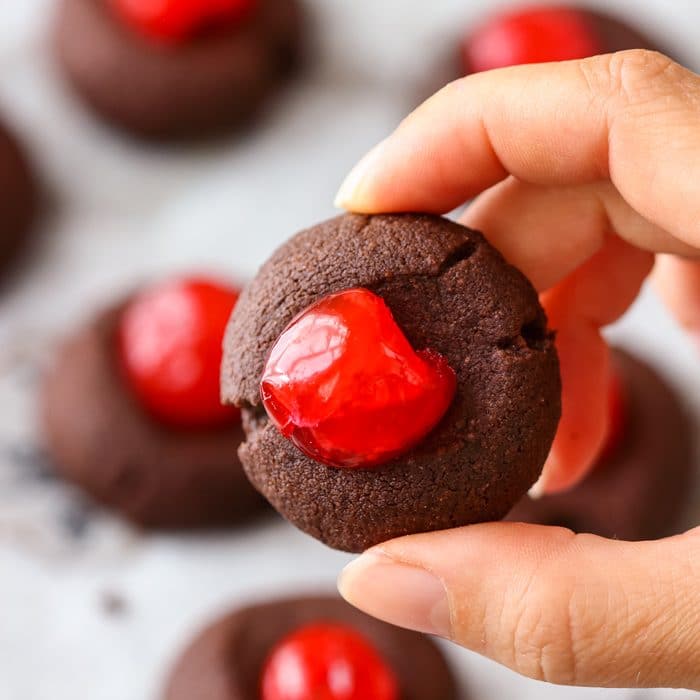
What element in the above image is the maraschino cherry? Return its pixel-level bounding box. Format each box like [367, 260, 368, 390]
[260, 288, 456, 469]
[113, 0, 258, 44]
[118, 277, 240, 429]
[597, 367, 628, 463]
[261, 623, 399, 700]
[463, 6, 602, 74]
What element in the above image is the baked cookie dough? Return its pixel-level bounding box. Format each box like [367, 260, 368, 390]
[223, 213, 561, 551]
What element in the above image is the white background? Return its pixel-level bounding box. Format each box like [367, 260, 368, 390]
[0, 1, 699, 698]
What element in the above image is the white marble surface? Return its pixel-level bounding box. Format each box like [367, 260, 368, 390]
[0, 1, 699, 699]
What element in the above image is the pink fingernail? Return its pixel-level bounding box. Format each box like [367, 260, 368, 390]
[338, 550, 452, 638]
[333, 139, 388, 210]
[528, 473, 547, 499]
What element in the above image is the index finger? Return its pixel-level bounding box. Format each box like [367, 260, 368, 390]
[335, 50, 700, 248]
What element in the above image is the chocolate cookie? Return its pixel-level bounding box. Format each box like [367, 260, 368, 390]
[507, 349, 695, 540]
[162, 596, 459, 700]
[222, 213, 561, 552]
[420, 7, 672, 120]
[52, 0, 303, 141]
[0, 120, 37, 277]
[460, 6, 669, 77]
[581, 10, 668, 55]
[41, 305, 265, 529]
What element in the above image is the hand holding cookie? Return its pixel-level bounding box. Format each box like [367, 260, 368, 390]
[336, 50, 700, 690]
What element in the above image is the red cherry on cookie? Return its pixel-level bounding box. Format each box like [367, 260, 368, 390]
[260, 288, 456, 469]
[597, 367, 627, 464]
[463, 6, 601, 74]
[113, 0, 258, 43]
[261, 623, 399, 700]
[118, 277, 240, 429]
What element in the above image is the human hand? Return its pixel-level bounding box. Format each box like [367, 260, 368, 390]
[336, 50, 700, 689]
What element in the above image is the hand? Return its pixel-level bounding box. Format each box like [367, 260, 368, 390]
[336, 50, 700, 690]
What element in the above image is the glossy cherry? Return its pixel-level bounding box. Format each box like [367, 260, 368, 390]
[118, 277, 240, 429]
[261, 623, 399, 700]
[462, 6, 602, 74]
[260, 288, 457, 469]
[112, 0, 258, 44]
[597, 367, 628, 463]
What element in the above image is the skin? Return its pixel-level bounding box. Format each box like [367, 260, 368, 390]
[336, 50, 700, 690]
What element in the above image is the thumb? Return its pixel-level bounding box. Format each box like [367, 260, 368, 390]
[338, 523, 700, 690]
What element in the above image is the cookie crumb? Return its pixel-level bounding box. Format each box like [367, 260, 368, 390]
[100, 591, 128, 617]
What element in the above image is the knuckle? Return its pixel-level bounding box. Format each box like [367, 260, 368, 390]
[492, 533, 634, 687]
[473, 532, 700, 688]
[510, 577, 579, 684]
[579, 49, 682, 107]
[491, 534, 583, 684]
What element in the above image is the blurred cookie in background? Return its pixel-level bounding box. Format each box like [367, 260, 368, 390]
[0, 118, 37, 281]
[422, 5, 672, 105]
[41, 276, 267, 529]
[162, 595, 461, 700]
[461, 5, 668, 75]
[507, 348, 695, 540]
[52, 0, 304, 141]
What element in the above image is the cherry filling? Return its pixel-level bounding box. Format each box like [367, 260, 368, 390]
[462, 6, 602, 74]
[118, 277, 240, 429]
[260, 288, 457, 469]
[112, 0, 258, 44]
[261, 622, 399, 700]
[597, 367, 628, 464]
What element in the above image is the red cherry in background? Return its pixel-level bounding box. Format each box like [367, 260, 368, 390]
[261, 623, 399, 700]
[260, 288, 457, 469]
[118, 277, 240, 430]
[462, 6, 602, 74]
[112, 0, 258, 44]
[596, 367, 628, 464]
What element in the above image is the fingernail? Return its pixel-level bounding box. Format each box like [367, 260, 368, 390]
[334, 139, 387, 210]
[528, 473, 547, 499]
[338, 550, 452, 638]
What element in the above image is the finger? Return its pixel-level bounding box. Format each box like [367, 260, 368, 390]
[339, 523, 700, 690]
[538, 236, 653, 493]
[335, 50, 700, 250]
[458, 181, 655, 493]
[653, 255, 700, 344]
[461, 179, 695, 292]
